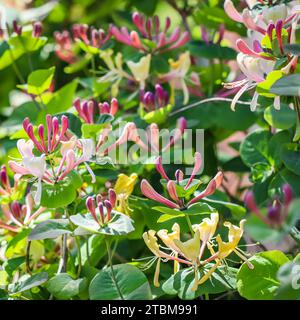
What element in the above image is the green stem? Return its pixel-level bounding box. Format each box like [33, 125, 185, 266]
[86, 236, 91, 265]
[26, 240, 32, 274]
[105, 236, 124, 300]
[293, 97, 300, 142]
[204, 292, 209, 300]
[290, 226, 300, 247]
[75, 237, 82, 278]
[184, 213, 194, 235]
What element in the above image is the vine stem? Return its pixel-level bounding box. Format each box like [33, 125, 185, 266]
[105, 236, 124, 300]
[184, 213, 194, 235]
[26, 240, 32, 274]
[293, 97, 300, 142]
[65, 207, 82, 278]
[75, 237, 82, 278]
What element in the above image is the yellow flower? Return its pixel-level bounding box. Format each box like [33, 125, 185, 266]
[157, 223, 180, 251]
[143, 230, 162, 257]
[165, 51, 191, 105]
[99, 50, 130, 96]
[127, 54, 151, 89]
[193, 212, 219, 243]
[60, 136, 77, 156]
[216, 219, 246, 260]
[157, 223, 181, 273]
[114, 173, 138, 214]
[173, 230, 201, 265]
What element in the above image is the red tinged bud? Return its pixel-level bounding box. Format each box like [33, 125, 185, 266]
[108, 189, 117, 208]
[175, 169, 184, 183]
[267, 200, 282, 224]
[13, 20, 22, 36]
[282, 184, 293, 207]
[98, 202, 105, 224]
[104, 200, 112, 221]
[32, 21, 42, 37]
[86, 197, 98, 223]
[110, 98, 118, 116]
[10, 201, 22, 219]
[96, 194, 102, 205]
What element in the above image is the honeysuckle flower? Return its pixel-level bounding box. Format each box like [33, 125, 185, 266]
[139, 84, 172, 124]
[54, 31, 77, 64]
[140, 84, 169, 112]
[113, 173, 138, 215]
[103, 117, 187, 156]
[224, 0, 297, 33]
[127, 54, 151, 89]
[142, 213, 249, 290]
[86, 191, 116, 225]
[0, 194, 45, 232]
[111, 12, 189, 54]
[74, 97, 118, 124]
[160, 51, 191, 104]
[244, 184, 293, 227]
[23, 114, 69, 154]
[224, 52, 278, 111]
[141, 152, 223, 210]
[98, 49, 131, 96]
[72, 23, 111, 48]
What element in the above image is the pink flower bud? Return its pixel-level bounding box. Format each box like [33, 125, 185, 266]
[32, 21, 42, 37]
[175, 169, 184, 183]
[156, 156, 169, 181]
[104, 200, 112, 221]
[153, 15, 160, 35]
[13, 20, 22, 36]
[110, 98, 118, 116]
[167, 180, 180, 204]
[109, 188, 117, 208]
[146, 19, 152, 38]
[282, 184, 293, 207]
[98, 202, 105, 224]
[165, 17, 171, 32]
[101, 102, 110, 114]
[141, 179, 179, 209]
[10, 201, 22, 219]
[267, 200, 282, 224]
[185, 152, 202, 190]
[38, 124, 47, 153]
[96, 194, 102, 205]
[86, 196, 97, 222]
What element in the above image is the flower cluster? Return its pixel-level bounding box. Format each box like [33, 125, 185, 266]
[224, 0, 299, 111]
[9, 115, 95, 204]
[141, 152, 223, 210]
[111, 12, 190, 53]
[74, 97, 118, 124]
[143, 212, 250, 290]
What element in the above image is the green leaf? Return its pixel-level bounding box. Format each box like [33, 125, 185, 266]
[89, 264, 152, 300]
[237, 251, 290, 300]
[38, 80, 78, 118]
[284, 44, 300, 55]
[141, 104, 173, 125]
[162, 265, 237, 300]
[250, 162, 274, 183]
[46, 273, 88, 300]
[240, 130, 273, 167]
[28, 219, 72, 240]
[270, 74, 300, 96]
[20, 67, 55, 95]
[71, 211, 135, 236]
[245, 215, 283, 242]
[264, 104, 296, 130]
[40, 179, 77, 208]
[9, 272, 48, 294]
[202, 197, 246, 218]
[157, 213, 185, 223]
[281, 143, 300, 175]
[276, 259, 300, 300]
[188, 41, 236, 60]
